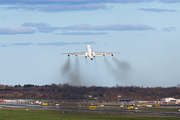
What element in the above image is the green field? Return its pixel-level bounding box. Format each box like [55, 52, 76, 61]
[0, 108, 179, 120]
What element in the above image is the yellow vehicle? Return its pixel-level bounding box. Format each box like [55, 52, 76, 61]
[42, 103, 48, 105]
[155, 104, 160, 106]
[89, 106, 97, 110]
[142, 104, 146, 107]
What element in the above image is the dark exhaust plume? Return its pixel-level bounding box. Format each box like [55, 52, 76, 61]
[85, 57, 88, 66]
[104, 57, 113, 70]
[112, 57, 130, 73]
[69, 57, 81, 85]
[104, 57, 119, 78]
[61, 57, 82, 86]
[61, 57, 71, 75]
[104, 57, 131, 83]
[112, 57, 131, 81]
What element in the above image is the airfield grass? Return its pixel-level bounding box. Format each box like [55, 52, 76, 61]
[139, 107, 180, 112]
[0, 108, 179, 120]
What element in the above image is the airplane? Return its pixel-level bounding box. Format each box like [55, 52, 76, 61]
[61, 45, 121, 60]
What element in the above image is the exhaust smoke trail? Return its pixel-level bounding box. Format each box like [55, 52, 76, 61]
[112, 57, 131, 82]
[61, 57, 71, 75]
[112, 57, 130, 77]
[104, 57, 120, 78]
[85, 57, 88, 66]
[61, 57, 82, 86]
[104, 57, 131, 83]
[69, 57, 81, 85]
[112, 57, 130, 72]
[104, 57, 113, 70]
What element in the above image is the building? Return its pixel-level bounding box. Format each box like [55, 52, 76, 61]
[160, 97, 177, 103]
[119, 99, 138, 103]
[0, 100, 5, 103]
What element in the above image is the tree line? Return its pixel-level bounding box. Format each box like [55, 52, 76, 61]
[0, 84, 179, 101]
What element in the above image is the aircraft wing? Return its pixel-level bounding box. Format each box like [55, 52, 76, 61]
[93, 52, 121, 56]
[61, 52, 87, 56]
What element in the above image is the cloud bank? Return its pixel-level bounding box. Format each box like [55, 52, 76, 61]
[0, 27, 35, 34]
[55, 32, 108, 35]
[139, 8, 177, 12]
[9, 41, 97, 47]
[12, 43, 35, 46]
[163, 27, 176, 31]
[0, 0, 154, 5]
[0, 23, 155, 35]
[59, 24, 155, 31]
[22, 22, 49, 27]
[1, 0, 180, 6]
[37, 24, 154, 33]
[160, 0, 180, 3]
[5, 4, 106, 12]
[37, 41, 96, 46]
[1, 0, 180, 5]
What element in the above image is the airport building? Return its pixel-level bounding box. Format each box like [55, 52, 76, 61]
[160, 97, 180, 103]
[118, 99, 138, 103]
[0, 100, 5, 103]
[0, 99, 33, 103]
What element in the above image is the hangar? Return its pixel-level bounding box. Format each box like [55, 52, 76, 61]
[160, 97, 177, 103]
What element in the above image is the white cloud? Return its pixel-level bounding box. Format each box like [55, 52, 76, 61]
[0, 27, 35, 34]
[0, 23, 155, 35]
[5, 4, 106, 12]
[58, 24, 155, 31]
[1, 0, 180, 5]
[0, 0, 153, 5]
[55, 32, 108, 35]
[37, 42, 97, 46]
[12, 43, 34, 46]
[22, 22, 49, 27]
[163, 27, 176, 31]
[139, 8, 177, 12]
[35, 24, 155, 33]
[160, 0, 180, 3]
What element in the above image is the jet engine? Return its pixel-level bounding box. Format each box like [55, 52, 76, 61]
[85, 52, 88, 57]
[92, 52, 96, 57]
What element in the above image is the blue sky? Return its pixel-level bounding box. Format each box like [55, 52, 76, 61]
[0, 0, 180, 87]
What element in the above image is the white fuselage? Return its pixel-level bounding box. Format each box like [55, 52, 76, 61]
[87, 45, 93, 60]
[62, 44, 121, 60]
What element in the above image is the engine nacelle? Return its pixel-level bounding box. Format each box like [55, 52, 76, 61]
[92, 52, 95, 57]
[103, 52, 105, 56]
[85, 52, 88, 57]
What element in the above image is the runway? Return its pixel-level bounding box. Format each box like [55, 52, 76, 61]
[1, 103, 180, 117]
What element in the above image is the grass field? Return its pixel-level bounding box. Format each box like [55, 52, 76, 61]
[0, 108, 179, 120]
[138, 107, 180, 112]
